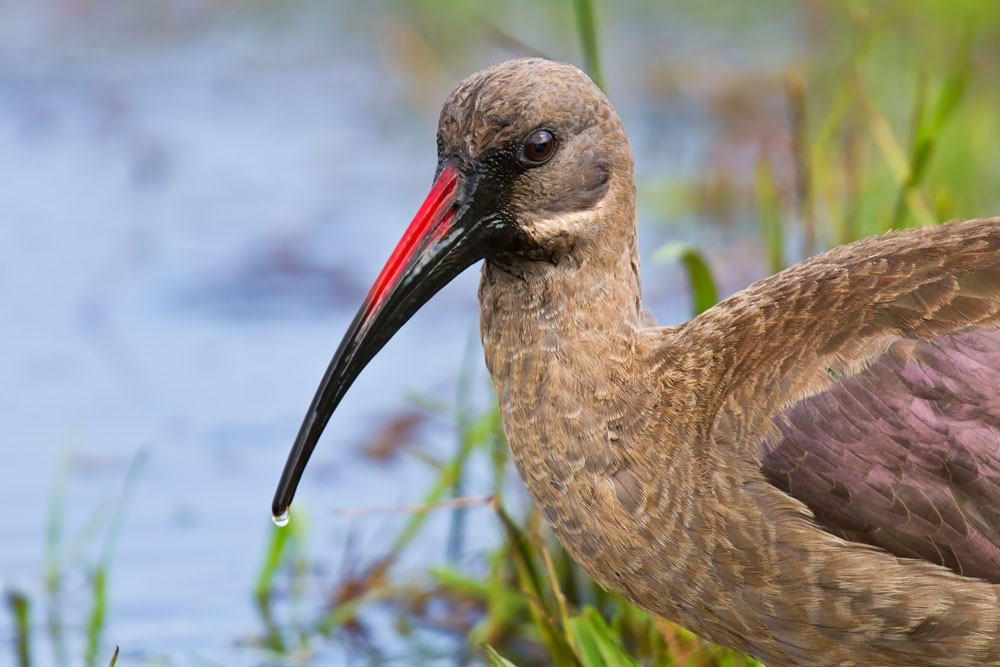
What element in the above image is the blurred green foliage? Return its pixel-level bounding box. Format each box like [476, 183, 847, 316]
[6, 449, 143, 667]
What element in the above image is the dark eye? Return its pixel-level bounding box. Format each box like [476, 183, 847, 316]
[521, 129, 556, 164]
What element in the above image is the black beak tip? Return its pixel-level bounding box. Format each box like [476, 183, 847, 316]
[271, 500, 290, 526]
[269, 165, 476, 530]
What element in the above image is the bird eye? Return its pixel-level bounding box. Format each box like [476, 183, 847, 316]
[521, 129, 556, 164]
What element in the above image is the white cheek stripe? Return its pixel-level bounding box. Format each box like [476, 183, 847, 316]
[523, 200, 608, 244]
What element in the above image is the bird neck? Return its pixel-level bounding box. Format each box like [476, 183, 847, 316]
[480, 206, 645, 341]
[478, 217, 649, 520]
[478, 218, 646, 405]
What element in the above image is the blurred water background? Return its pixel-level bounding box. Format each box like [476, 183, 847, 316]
[2, 1, 998, 665]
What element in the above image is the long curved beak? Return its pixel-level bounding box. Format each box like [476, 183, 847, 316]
[272, 164, 504, 522]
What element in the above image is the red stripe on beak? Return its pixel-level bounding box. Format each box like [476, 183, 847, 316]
[272, 162, 492, 522]
[362, 165, 459, 322]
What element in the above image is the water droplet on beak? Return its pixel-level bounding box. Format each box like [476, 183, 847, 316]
[272, 509, 290, 527]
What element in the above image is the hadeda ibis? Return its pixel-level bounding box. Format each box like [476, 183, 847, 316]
[272, 58, 1000, 665]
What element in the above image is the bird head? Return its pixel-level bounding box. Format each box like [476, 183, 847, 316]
[272, 58, 632, 521]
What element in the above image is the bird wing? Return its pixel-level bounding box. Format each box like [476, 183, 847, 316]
[760, 329, 1000, 582]
[688, 217, 1000, 582]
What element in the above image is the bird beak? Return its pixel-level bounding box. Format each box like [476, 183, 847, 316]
[272, 163, 504, 522]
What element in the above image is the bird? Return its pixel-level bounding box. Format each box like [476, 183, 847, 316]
[271, 58, 1000, 665]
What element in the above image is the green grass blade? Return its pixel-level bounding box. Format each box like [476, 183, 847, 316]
[99, 450, 146, 564]
[254, 519, 296, 603]
[890, 30, 972, 229]
[755, 157, 785, 274]
[428, 565, 489, 599]
[44, 449, 73, 666]
[652, 242, 719, 315]
[479, 544, 524, 646]
[84, 565, 107, 667]
[496, 506, 579, 667]
[44, 449, 71, 592]
[572, 0, 603, 90]
[567, 614, 602, 666]
[785, 70, 815, 256]
[389, 395, 495, 556]
[495, 507, 545, 615]
[6, 590, 30, 667]
[568, 608, 638, 667]
[484, 644, 520, 667]
[87, 450, 146, 667]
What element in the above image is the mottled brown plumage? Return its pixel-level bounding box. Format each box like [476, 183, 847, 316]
[274, 58, 1000, 665]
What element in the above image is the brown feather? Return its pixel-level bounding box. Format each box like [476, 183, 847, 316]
[438, 59, 1000, 665]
